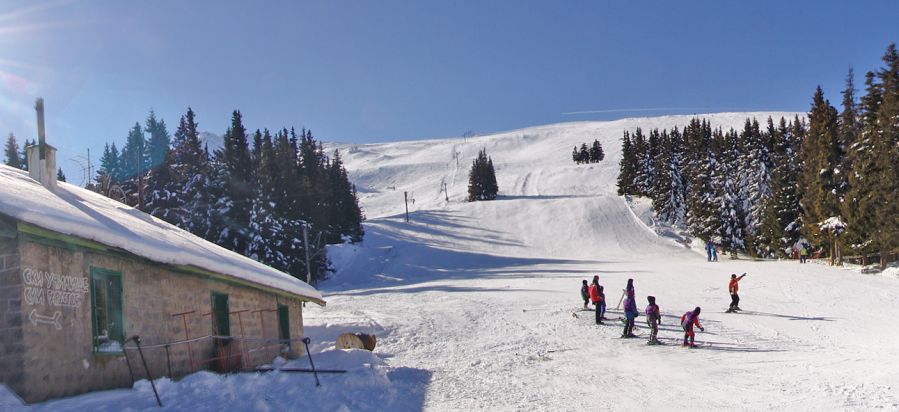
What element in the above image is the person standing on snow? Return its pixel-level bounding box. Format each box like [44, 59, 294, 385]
[645, 296, 662, 345]
[622, 279, 638, 337]
[581, 279, 590, 309]
[597, 285, 607, 321]
[799, 245, 808, 263]
[589, 276, 602, 324]
[711, 243, 718, 262]
[727, 273, 747, 313]
[681, 307, 704, 347]
[706, 240, 713, 261]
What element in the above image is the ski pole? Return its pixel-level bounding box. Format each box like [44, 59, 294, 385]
[125, 336, 163, 407]
[302, 337, 321, 387]
[616, 289, 626, 310]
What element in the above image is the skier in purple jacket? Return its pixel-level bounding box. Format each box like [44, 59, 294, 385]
[645, 296, 661, 345]
[621, 279, 638, 338]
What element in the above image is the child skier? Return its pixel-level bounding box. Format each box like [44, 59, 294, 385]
[589, 276, 602, 324]
[645, 296, 661, 345]
[680, 307, 704, 347]
[727, 273, 747, 313]
[597, 285, 607, 321]
[580, 279, 590, 309]
[622, 279, 638, 338]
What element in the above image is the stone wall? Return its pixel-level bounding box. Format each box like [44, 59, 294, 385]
[10, 235, 307, 403]
[0, 232, 25, 401]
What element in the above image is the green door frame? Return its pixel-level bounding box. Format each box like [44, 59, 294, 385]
[277, 304, 290, 348]
[211, 292, 230, 337]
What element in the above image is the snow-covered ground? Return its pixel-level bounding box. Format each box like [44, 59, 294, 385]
[8, 112, 899, 411]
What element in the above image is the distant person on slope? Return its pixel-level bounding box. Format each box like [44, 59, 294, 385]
[589, 276, 602, 324]
[727, 273, 747, 313]
[799, 245, 808, 263]
[622, 279, 638, 338]
[711, 243, 718, 262]
[645, 296, 662, 345]
[706, 240, 713, 261]
[581, 279, 590, 310]
[681, 307, 704, 347]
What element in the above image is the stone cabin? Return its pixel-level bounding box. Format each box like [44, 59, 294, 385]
[0, 143, 325, 403]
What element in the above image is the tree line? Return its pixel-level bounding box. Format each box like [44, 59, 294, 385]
[617, 43, 898, 268]
[5, 108, 365, 283]
[572, 140, 605, 164]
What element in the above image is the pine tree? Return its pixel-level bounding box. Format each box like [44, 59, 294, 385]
[684, 120, 720, 242]
[56, 168, 66, 182]
[215, 110, 254, 254]
[759, 117, 802, 257]
[799, 86, 842, 261]
[325, 149, 364, 243]
[578, 143, 589, 165]
[118, 122, 148, 208]
[4, 133, 23, 169]
[95, 143, 122, 198]
[468, 148, 498, 201]
[616, 131, 637, 196]
[247, 128, 284, 267]
[652, 129, 685, 225]
[145, 110, 171, 170]
[168, 107, 213, 236]
[19, 139, 31, 171]
[837, 68, 859, 201]
[741, 118, 773, 256]
[717, 128, 746, 254]
[143, 110, 177, 222]
[589, 139, 604, 163]
[840, 69, 875, 257]
[870, 43, 899, 268]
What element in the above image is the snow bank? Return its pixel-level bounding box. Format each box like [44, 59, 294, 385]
[2, 349, 428, 411]
[0, 165, 323, 304]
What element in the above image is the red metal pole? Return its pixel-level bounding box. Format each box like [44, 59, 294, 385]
[171, 310, 197, 372]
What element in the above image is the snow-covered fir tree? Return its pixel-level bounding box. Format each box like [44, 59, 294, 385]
[95, 107, 364, 282]
[468, 148, 498, 201]
[651, 128, 686, 226]
[4, 133, 23, 170]
[618, 44, 896, 266]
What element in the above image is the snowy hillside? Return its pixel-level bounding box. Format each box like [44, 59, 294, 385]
[317, 112, 899, 411]
[10, 112, 899, 411]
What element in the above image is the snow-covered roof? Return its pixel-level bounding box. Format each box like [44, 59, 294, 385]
[0, 164, 324, 305]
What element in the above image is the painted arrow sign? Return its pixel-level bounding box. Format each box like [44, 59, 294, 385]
[29, 309, 62, 330]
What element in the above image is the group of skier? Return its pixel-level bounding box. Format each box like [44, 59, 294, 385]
[579, 273, 748, 347]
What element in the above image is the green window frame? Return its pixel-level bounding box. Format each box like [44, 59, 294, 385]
[277, 304, 291, 349]
[211, 292, 230, 337]
[90, 267, 125, 355]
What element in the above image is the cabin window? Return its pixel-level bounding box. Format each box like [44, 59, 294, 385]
[211, 292, 230, 336]
[90, 268, 124, 354]
[278, 304, 290, 350]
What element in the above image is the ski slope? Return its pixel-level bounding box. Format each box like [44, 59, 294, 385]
[318, 112, 899, 411]
[7, 112, 898, 411]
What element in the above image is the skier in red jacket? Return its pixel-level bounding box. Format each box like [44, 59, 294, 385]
[727, 273, 747, 313]
[589, 276, 603, 324]
[680, 307, 704, 347]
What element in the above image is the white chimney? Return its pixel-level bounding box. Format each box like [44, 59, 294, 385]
[26, 98, 58, 190]
[26, 143, 58, 190]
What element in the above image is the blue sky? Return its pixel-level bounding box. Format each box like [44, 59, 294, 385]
[1, 1, 897, 185]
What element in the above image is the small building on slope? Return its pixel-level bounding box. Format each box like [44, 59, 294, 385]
[0, 140, 325, 403]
